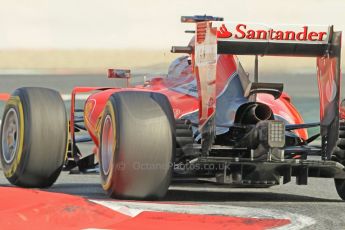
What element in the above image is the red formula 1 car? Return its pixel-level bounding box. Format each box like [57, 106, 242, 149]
[1, 15, 344, 200]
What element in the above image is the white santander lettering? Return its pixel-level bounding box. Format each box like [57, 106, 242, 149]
[220, 24, 328, 42]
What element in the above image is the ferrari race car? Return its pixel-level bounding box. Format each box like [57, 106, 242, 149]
[0, 15, 344, 200]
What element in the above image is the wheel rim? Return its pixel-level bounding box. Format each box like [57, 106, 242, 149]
[101, 115, 115, 176]
[2, 108, 19, 164]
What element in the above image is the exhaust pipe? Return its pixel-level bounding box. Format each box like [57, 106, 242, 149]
[235, 102, 273, 125]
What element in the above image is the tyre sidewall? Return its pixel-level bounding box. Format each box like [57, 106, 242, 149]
[99, 99, 118, 193]
[0, 95, 26, 182]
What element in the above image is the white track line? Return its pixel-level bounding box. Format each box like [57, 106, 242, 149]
[90, 200, 315, 230]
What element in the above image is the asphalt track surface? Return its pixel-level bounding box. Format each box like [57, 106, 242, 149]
[0, 74, 344, 229]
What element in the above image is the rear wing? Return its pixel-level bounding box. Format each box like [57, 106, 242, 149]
[215, 22, 334, 56]
[194, 20, 342, 159]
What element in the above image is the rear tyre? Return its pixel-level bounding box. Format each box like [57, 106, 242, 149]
[334, 132, 345, 200]
[333, 114, 345, 162]
[99, 91, 175, 199]
[335, 179, 345, 200]
[334, 99, 345, 200]
[0, 87, 68, 187]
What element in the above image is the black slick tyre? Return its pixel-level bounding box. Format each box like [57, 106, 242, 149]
[335, 179, 345, 200]
[333, 100, 345, 200]
[0, 87, 68, 188]
[99, 91, 175, 200]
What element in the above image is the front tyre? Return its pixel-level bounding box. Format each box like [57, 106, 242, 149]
[0, 87, 68, 188]
[99, 91, 175, 200]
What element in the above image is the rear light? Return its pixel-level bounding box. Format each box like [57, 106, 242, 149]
[268, 121, 285, 148]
